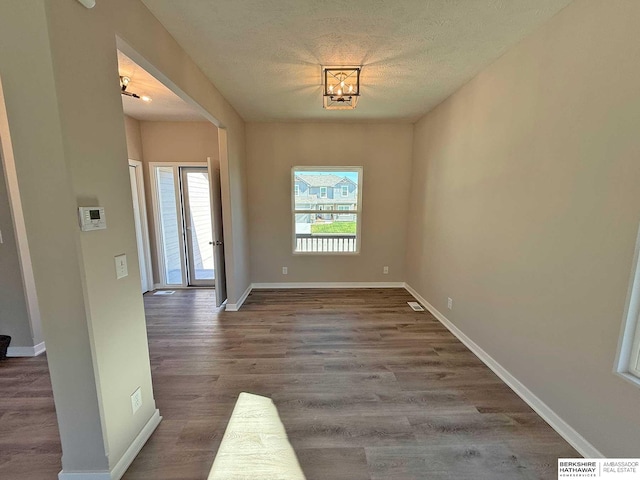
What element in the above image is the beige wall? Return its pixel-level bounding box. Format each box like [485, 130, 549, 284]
[407, 0, 640, 455]
[140, 120, 218, 164]
[0, 149, 33, 347]
[123, 115, 143, 161]
[138, 120, 219, 284]
[46, 0, 157, 470]
[0, 0, 249, 475]
[247, 123, 412, 283]
[0, 2, 109, 471]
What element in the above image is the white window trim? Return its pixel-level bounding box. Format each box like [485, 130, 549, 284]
[319, 186, 328, 198]
[294, 184, 300, 196]
[341, 185, 349, 197]
[615, 222, 640, 388]
[291, 166, 363, 255]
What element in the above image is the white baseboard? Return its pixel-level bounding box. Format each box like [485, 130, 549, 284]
[251, 282, 405, 289]
[57, 472, 110, 480]
[404, 283, 603, 459]
[7, 341, 46, 357]
[58, 409, 162, 480]
[225, 284, 252, 312]
[109, 409, 162, 479]
[152, 285, 214, 291]
[34, 341, 46, 356]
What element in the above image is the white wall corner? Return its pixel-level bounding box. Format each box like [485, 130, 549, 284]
[403, 283, 603, 459]
[225, 284, 252, 312]
[58, 409, 161, 480]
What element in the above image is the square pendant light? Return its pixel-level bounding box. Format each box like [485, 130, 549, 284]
[322, 66, 361, 110]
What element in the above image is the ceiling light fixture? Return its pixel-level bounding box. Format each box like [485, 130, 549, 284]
[322, 66, 360, 110]
[119, 75, 151, 103]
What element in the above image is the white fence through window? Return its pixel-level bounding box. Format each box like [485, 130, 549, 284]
[295, 234, 357, 253]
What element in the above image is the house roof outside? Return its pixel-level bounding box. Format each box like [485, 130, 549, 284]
[296, 174, 356, 187]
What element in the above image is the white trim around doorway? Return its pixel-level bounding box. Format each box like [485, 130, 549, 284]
[128, 160, 154, 293]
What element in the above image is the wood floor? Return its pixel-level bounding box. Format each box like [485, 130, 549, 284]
[1, 288, 578, 479]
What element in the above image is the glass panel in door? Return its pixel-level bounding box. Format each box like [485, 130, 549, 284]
[156, 166, 184, 285]
[182, 168, 215, 285]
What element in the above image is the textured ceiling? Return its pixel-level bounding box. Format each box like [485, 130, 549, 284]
[141, 0, 573, 122]
[117, 50, 204, 122]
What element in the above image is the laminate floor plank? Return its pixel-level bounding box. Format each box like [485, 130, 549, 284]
[1, 287, 578, 479]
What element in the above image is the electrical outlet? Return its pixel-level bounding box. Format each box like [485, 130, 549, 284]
[383, 266, 389, 274]
[282, 266, 288, 275]
[131, 387, 142, 414]
[447, 297, 453, 310]
[114, 254, 128, 279]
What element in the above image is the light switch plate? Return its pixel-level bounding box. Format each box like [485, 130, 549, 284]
[115, 254, 128, 279]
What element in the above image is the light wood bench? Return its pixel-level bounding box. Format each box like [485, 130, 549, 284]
[208, 392, 306, 480]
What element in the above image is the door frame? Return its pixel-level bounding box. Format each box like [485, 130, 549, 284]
[149, 161, 208, 288]
[128, 159, 154, 293]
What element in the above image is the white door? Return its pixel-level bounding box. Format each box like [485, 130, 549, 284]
[208, 157, 227, 307]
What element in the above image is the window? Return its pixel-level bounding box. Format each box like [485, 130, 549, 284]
[292, 167, 362, 254]
[616, 227, 640, 385]
[294, 184, 300, 196]
[629, 319, 640, 377]
[341, 185, 349, 197]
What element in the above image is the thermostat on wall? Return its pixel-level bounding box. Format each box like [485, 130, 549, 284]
[78, 206, 107, 231]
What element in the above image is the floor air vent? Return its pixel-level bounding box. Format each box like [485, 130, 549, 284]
[408, 301, 425, 311]
[154, 291, 176, 295]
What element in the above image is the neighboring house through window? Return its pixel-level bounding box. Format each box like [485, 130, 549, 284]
[292, 167, 362, 254]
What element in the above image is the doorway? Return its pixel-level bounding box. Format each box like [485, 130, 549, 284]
[151, 163, 222, 290]
[117, 45, 228, 307]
